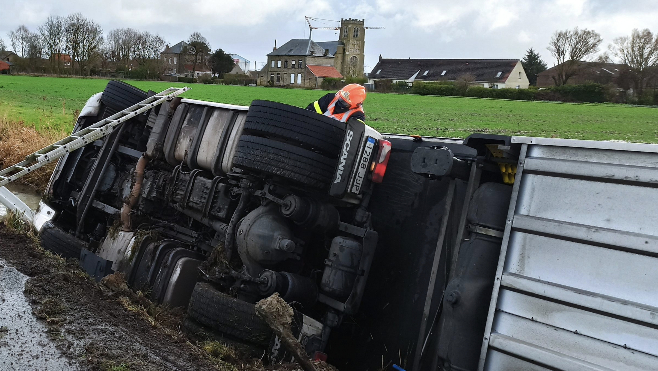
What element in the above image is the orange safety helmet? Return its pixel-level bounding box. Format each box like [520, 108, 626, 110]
[336, 84, 367, 109]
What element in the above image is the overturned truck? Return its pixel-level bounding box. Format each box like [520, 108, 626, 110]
[19, 81, 658, 370]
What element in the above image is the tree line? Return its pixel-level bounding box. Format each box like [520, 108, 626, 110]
[1, 14, 236, 78]
[522, 27, 658, 96]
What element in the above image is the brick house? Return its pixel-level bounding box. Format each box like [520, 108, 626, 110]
[369, 58, 530, 89]
[258, 18, 366, 87]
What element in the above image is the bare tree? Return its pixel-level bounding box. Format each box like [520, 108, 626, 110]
[106, 28, 140, 69]
[547, 27, 603, 86]
[65, 13, 103, 75]
[609, 28, 658, 94]
[65, 13, 86, 75]
[39, 16, 65, 74]
[0, 38, 6, 52]
[185, 32, 210, 74]
[25, 31, 44, 70]
[79, 19, 103, 75]
[8, 25, 30, 57]
[134, 31, 165, 65]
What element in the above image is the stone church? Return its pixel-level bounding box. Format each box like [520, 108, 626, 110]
[258, 19, 366, 88]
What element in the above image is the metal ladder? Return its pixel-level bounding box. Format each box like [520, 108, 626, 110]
[0, 86, 189, 188]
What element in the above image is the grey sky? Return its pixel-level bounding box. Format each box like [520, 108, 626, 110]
[1, 0, 657, 73]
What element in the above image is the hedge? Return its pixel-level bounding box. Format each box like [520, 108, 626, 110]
[409, 81, 612, 103]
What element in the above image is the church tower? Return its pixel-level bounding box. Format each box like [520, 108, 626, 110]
[337, 18, 365, 78]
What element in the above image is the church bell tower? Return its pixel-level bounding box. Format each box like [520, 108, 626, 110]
[337, 18, 365, 78]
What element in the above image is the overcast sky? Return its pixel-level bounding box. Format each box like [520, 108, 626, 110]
[1, 0, 657, 72]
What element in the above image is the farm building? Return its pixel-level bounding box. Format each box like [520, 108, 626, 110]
[0, 60, 11, 74]
[369, 58, 530, 89]
[258, 18, 365, 87]
[536, 62, 630, 87]
[0, 51, 18, 64]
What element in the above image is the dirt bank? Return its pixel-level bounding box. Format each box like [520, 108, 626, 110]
[0, 224, 229, 370]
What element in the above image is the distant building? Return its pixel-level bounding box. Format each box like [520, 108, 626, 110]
[161, 41, 211, 77]
[369, 57, 530, 89]
[230, 54, 251, 73]
[0, 60, 12, 74]
[55, 54, 72, 67]
[0, 51, 18, 64]
[258, 18, 366, 87]
[537, 62, 629, 87]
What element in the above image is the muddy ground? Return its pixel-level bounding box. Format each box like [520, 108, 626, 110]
[0, 224, 336, 371]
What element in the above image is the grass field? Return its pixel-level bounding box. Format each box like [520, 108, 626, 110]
[1, 74, 657, 142]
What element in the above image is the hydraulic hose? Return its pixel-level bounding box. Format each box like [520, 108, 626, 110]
[120, 155, 149, 231]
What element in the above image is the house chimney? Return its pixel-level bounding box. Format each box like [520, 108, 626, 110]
[379, 54, 382, 61]
[273, 39, 277, 52]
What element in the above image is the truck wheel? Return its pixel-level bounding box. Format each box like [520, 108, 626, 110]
[232, 135, 336, 189]
[187, 282, 272, 346]
[244, 100, 346, 157]
[101, 80, 148, 111]
[40, 221, 85, 259]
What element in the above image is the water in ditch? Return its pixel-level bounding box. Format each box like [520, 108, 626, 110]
[0, 183, 42, 221]
[0, 259, 80, 370]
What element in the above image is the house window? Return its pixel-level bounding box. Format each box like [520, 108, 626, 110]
[423, 70, 429, 76]
[298, 60, 303, 69]
[284, 60, 288, 68]
[277, 60, 281, 68]
[297, 74, 302, 84]
[496, 71, 502, 78]
[270, 73, 274, 82]
[290, 74, 294, 84]
[353, 27, 359, 38]
[271, 60, 275, 68]
[174, 57, 177, 64]
[343, 27, 348, 37]
[292, 60, 296, 68]
[441, 70, 447, 76]
[519, 71, 522, 79]
[276, 73, 280, 82]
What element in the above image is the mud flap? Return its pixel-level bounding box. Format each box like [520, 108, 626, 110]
[80, 248, 114, 281]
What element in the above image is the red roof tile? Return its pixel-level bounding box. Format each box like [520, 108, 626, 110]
[307, 65, 343, 79]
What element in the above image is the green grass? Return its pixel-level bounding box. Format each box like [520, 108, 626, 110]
[1, 75, 657, 142]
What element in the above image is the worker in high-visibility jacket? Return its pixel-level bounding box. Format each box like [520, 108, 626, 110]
[306, 83, 366, 123]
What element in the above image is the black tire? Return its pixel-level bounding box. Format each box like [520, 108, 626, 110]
[40, 221, 86, 259]
[101, 80, 148, 111]
[187, 282, 272, 346]
[244, 100, 346, 157]
[233, 135, 336, 189]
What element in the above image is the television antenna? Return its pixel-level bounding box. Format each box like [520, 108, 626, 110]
[304, 16, 383, 39]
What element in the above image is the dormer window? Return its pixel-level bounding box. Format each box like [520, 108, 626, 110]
[441, 70, 447, 76]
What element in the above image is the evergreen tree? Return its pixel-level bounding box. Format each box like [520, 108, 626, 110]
[209, 49, 235, 77]
[522, 48, 548, 86]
